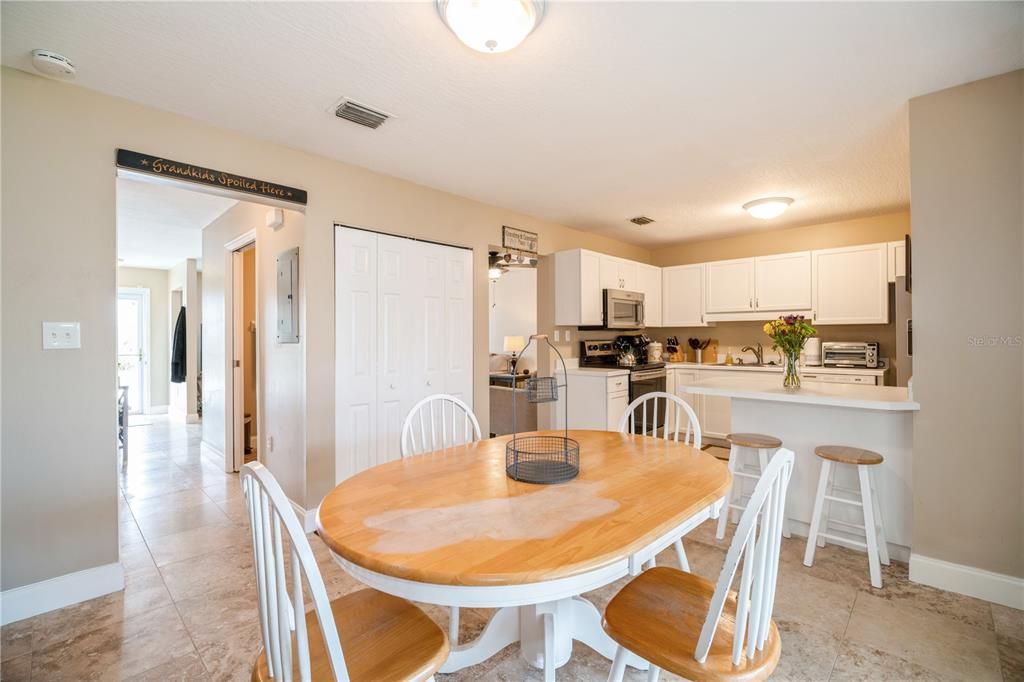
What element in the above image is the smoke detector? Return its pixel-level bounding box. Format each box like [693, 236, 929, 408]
[31, 50, 76, 80]
[629, 216, 655, 226]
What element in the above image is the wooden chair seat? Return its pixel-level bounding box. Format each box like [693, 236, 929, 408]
[814, 444, 883, 466]
[252, 588, 449, 682]
[726, 433, 782, 449]
[603, 567, 780, 682]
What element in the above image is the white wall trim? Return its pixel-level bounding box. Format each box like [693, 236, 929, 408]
[0, 562, 124, 625]
[910, 553, 1024, 609]
[290, 498, 318, 534]
[200, 439, 226, 471]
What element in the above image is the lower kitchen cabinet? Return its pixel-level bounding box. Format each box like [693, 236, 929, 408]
[558, 371, 631, 430]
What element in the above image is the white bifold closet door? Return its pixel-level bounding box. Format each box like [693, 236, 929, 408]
[335, 226, 473, 483]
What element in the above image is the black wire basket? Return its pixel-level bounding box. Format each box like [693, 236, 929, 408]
[506, 335, 579, 484]
[505, 435, 580, 484]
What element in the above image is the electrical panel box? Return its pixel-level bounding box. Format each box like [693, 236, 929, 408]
[277, 247, 299, 343]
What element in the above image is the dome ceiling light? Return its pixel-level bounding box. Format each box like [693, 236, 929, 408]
[436, 0, 545, 54]
[743, 197, 794, 220]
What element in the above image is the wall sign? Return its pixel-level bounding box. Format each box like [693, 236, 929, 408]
[116, 149, 307, 206]
[502, 225, 538, 255]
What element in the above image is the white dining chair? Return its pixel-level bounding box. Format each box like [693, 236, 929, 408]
[399, 393, 481, 646]
[604, 450, 794, 682]
[401, 393, 482, 457]
[241, 462, 448, 681]
[618, 391, 702, 572]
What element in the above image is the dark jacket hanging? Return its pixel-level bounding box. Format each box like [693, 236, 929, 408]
[171, 306, 187, 383]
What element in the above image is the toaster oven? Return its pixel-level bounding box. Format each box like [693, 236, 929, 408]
[821, 342, 879, 368]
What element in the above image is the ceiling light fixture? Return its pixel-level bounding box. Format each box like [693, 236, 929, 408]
[743, 197, 794, 220]
[436, 0, 544, 54]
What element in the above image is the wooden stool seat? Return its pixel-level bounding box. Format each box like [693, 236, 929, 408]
[814, 445, 883, 466]
[604, 567, 781, 681]
[251, 588, 449, 682]
[726, 433, 782, 449]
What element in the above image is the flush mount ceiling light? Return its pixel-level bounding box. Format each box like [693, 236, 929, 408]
[436, 0, 545, 53]
[743, 197, 794, 220]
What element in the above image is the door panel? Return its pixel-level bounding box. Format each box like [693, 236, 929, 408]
[705, 258, 755, 313]
[755, 252, 811, 311]
[663, 264, 704, 326]
[335, 228, 378, 482]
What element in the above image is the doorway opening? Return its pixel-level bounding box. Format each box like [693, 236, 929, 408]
[487, 248, 538, 436]
[231, 240, 259, 467]
[117, 287, 150, 416]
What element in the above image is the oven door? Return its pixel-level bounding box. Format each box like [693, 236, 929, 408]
[603, 289, 645, 329]
[627, 368, 668, 435]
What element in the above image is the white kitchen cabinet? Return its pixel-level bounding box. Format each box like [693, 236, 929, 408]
[705, 258, 756, 313]
[558, 371, 632, 430]
[811, 243, 889, 325]
[754, 251, 812, 311]
[554, 249, 603, 326]
[600, 255, 638, 292]
[668, 368, 703, 438]
[698, 370, 733, 439]
[662, 264, 706, 327]
[887, 240, 907, 283]
[636, 263, 662, 327]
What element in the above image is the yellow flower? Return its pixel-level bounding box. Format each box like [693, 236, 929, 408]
[762, 323, 772, 334]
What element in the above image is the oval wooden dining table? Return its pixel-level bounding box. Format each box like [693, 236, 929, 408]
[317, 429, 730, 681]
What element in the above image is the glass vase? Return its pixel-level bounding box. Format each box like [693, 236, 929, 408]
[783, 350, 801, 389]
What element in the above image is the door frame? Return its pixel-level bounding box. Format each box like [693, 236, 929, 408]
[224, 230, 259, 473]
[117, 286, 151, 415]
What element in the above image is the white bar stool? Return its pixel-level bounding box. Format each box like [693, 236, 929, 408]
[716, 432, 790, 540]
[803, 444, 890, 588]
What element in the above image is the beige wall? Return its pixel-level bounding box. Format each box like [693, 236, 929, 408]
[0, 64, 651, 590]
[909, 70, 1023, 578]
[167, 258, 200, 419]
[649, 211, 909, 266]
[116, 267, 170, 408]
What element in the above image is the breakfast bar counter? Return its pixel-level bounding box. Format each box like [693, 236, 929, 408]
[684, 376, 918, 558]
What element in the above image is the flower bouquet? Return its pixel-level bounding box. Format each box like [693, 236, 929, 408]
[762, 315, 818, 389]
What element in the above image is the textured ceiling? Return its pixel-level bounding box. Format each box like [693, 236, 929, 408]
[116, 177, 236, 270]
[4, 2, 1023, 246]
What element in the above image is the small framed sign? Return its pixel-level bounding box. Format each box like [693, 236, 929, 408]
[502, 225, 538, 255]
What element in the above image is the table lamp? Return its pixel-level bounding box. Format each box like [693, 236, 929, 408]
[503, 335, 526, 373]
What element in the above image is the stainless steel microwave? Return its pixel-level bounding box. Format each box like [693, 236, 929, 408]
[603, 289, 645, 329]
[822, 342, 879, 368]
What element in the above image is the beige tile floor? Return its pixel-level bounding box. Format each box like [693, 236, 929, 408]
[1, 416, 1021, 681]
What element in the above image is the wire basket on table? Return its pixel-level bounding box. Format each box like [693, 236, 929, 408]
[507, 334, 579, 484]
[505, 434, 579, 484]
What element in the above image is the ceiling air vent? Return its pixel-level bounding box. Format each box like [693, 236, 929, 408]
[629, 216, 655, 226]
[334, 100, 389, 129]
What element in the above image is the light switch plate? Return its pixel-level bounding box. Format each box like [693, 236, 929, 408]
[565, 329, 572, 342]
[554, 330, 560, 342]
[42, 321, 81, 349]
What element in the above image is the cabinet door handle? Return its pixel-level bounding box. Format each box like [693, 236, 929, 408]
[426, 380, 432, 387]
[749, 298, 753, 308]
[755, 297, 759, 308]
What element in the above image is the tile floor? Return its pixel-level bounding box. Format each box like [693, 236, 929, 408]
[1, 416, 1021, 681]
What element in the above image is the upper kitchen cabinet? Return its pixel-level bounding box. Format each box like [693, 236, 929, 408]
[599, 255, 638, 291]
[811, 243, 889, 324]
[887, 240, 907, 283]
[705, 258, 756, 313]
[754, 251, 812, 311]
[662, 263, 706, 326]
[636, 264, 662, 327]
[554, 249, 603, 326]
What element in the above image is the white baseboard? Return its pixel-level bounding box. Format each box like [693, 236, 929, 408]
[910, 553, 1024, 609]
[200, 440, 230, 472]
[148, 405, 169, 415]
[0, 562, 124, 625]
[290, 499, 319, 534]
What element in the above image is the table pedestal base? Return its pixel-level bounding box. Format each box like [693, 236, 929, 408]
[440, 596, 648, 681]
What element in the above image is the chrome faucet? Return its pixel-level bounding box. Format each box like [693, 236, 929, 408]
[742, 342, 764, 365]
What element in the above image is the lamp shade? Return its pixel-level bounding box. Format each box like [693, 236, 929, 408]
[503, 335, 526, 354]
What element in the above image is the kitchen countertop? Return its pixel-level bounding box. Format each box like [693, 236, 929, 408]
[665, 362, 888, 377]
[563, 366, 631, 377]
[683, 376, 919, 411]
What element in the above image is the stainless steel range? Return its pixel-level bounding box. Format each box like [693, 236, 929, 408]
[580, 338, 667, 434]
